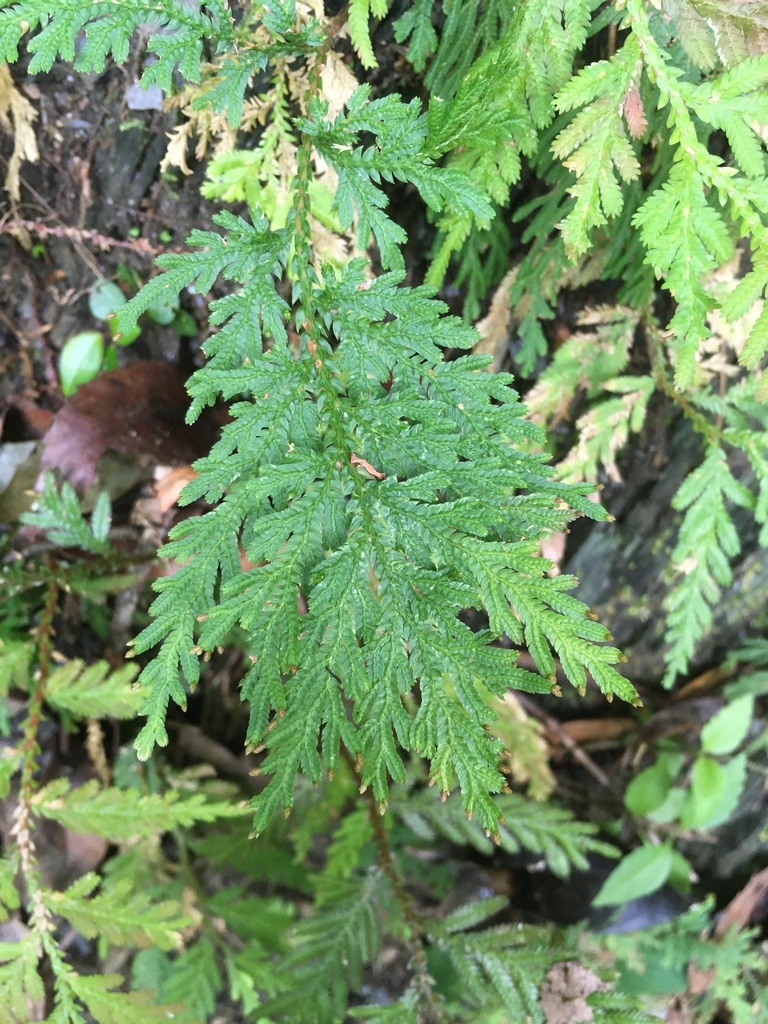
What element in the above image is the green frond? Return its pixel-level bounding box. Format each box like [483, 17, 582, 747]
[392, 0, 437, 75]
[526, 307, 641, 426]
[21, 475, 111, 554]
[0, 0, 231, 81]
[557, 376, 655, 484]
[66, 973, 182, 1024]
[302, 87, 492, 274]
[348, 0, 387, 70]
[152, 937, 223, 1022]
[48, 874, 189, 951]
[261, 872, 388, 1024]
[662, 446, 756, 687]
[0, 935, 44, 1021]
[395, 788, 617, 879]
[586, 990, 660, 1023]
[552, 41, 642, 257]
[35, 778, 246, 841]
[44, 659, 141, 721]
[430, 902, 551, 1021]
[634, 159, 733, 389]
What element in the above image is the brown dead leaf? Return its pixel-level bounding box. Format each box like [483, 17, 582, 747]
[351, 453, 385, 479]
[154, 465, 199, 515]
[320, 51, 359, 120]
[623, 81, 648, 139]
[556, 717, 636, 746]
[0, 400, 54, 441]
[540, 531, 566, 576]
[474, 268, 517, 370]
[539, 961, 607, 1024]
[40, 361, 227, 494]
[714, 865, 768, 937]
[666, 994, 693, 1024]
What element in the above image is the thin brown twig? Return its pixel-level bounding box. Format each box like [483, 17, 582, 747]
[607, 21, 617, 58]
[516, 693, 616, 791]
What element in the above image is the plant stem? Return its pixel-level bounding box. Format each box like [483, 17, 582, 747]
[352, 755, 446, 1023]
[13, 562, 58, 950]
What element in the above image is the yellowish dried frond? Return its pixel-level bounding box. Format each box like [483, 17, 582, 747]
[0, 63, 39, 202]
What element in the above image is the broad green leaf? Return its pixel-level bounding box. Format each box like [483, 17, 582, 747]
[701, 695, 754, 755]
[646, 786, 687, 825]
[668, 849, 693, 893]
[625, 760, 674, 816]
[686, 752, 747, 830]
[592, 843, 674, 907]
[147, 297, 179, 325]
[172, 309, 198, 337]
[679, 756, 727, 829]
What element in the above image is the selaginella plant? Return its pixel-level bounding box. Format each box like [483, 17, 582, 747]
[2, 0, 768, 1021]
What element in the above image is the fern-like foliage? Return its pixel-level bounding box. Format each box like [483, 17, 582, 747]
[549, 0, 768, 390]
[261, 872, 389, 1023]
[421, 0, 593, 288]
[21, 473, 112, 553]
[393, 787, 617, 880]
[0, 647, 210, 1022]
[0, 0, 233, 85]
[117, 218, 635, 833]
[418, 0, 768, 689]
[99, 10, 638, 836]
[662, 444, 755, 687]
[429, 896, 551, 1021]
[14, 0, 768, 1019]
[602, 898, 768, 1024]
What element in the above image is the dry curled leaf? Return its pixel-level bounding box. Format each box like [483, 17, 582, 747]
[539, 961, 607, 1024]
[623, 81, 648, 140]
[0, 62, 39, 201]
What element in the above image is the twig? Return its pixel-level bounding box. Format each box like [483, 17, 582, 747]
[516, 693, 616, 791]
[0, 218, 174, 257]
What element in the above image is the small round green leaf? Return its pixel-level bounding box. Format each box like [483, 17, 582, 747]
[59, 332, 104, 396]
[625, 761, 674, 816]
[89, 280, 126, 320]
[171, 309, 198, 337]
[102, 344, 119, 371]
[147, 298, 178, 325]
[109, 322, 141, 346]
[592, 843, 674, 907]
[701, 695, 754, 755]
